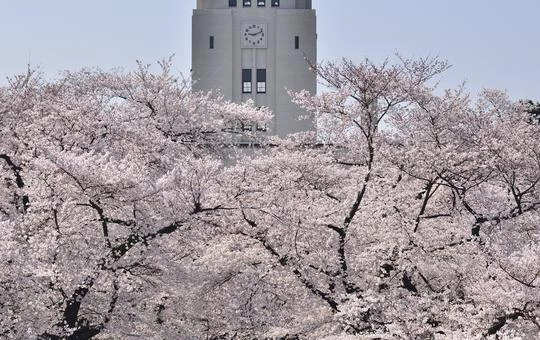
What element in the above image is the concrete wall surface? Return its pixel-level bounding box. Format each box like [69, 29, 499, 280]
[192, 0, 317, 137]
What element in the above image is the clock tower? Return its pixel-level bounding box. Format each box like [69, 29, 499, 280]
[192, 0, 317, 138]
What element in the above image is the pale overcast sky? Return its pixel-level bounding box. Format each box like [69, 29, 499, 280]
[0, 0, 538, 100]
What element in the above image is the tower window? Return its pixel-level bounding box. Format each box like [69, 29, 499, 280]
[258, 0, 265, 7]
[242, 69, 252, 93]
[243, 0, 251, 7]
[256, 69, 266, 93]
[271, 0, 280, 7]
[209, 36, 214, 49]
[295, 36, 299, 49]
[229, 0, 237, 7]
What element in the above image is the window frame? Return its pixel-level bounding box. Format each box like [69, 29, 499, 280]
[256, 122, 268, 132]
[209, 36, 214, 49]
[295, 36, 299, 49]
[257, 0, 265, 7]
[242, 69, 252, 94]
[256, 69, 266, 94]
[229, 0, 237, 7]
[243, 0, 252, 7]
[271, 0, 280, 7]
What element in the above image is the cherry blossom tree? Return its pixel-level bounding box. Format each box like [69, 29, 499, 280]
[1, 56, 539, 340]
[523, 99, 540, 124]
[214, 57, 540, 338]
[0, 60, 271, 339]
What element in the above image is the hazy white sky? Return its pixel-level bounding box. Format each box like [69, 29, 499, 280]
[0, 0, 539, 100]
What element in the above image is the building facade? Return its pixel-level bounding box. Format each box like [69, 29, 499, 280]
[192, 0, 317, 137]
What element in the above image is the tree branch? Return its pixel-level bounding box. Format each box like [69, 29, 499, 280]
[0, 153, 30, 212]
[238, 219, 340, 312]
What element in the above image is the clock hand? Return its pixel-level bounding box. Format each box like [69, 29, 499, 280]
[248, 30, 263, 36]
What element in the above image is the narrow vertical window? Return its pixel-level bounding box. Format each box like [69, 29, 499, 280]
[242, 69, 252, 93]
[271, 0, 280, 7]
[243, 0, 252, 7]
[295, 36, 299, 49]
[229, 0, 237, 7]
[256, 69, 266, 93]
[258, 0, 265, 7]
[209, 36, 214, 49]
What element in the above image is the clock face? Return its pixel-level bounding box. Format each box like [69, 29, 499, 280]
[241, 23, 267, 48]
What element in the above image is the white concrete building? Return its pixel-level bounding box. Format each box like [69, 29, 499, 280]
[192, 0, 317, 137]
